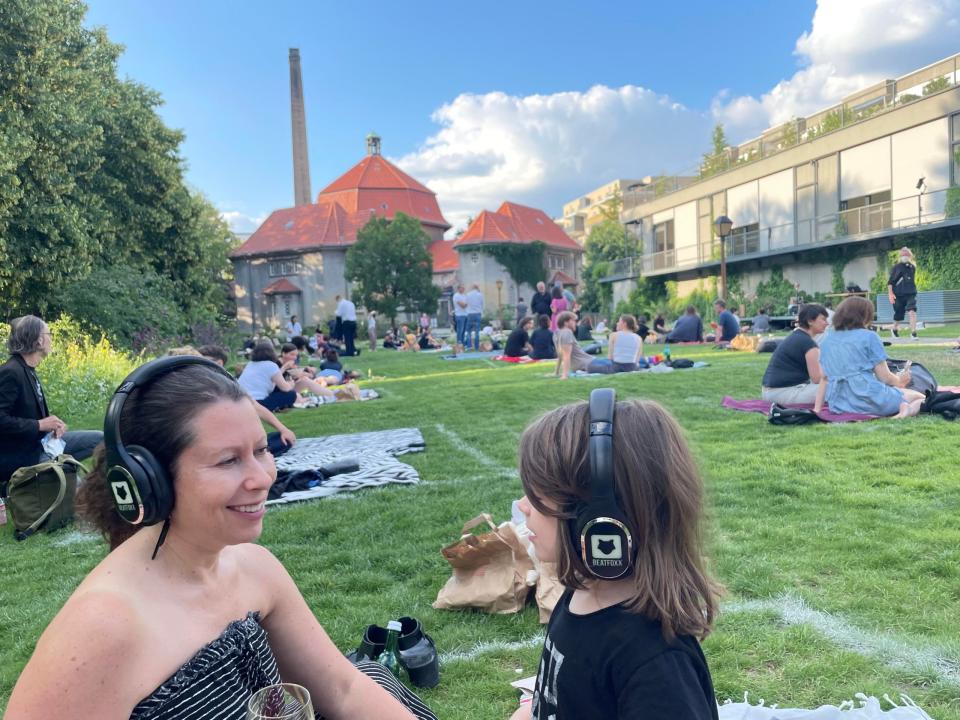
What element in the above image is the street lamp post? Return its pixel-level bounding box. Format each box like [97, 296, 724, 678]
[495, 279, 503, 310]
[714, 215, 733, 301]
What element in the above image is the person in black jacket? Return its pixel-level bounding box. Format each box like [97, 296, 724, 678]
[530, 281, 552, 318]
[0, 316, 103, 495]
[887, 246, 918, 340]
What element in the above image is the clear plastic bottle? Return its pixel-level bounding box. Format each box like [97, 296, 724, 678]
[376, 620, 402, 678]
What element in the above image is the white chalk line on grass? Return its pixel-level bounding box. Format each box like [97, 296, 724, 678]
[434, 424, 518, 480]
[440, 633, 545, 665]
[726, 594, 960, 685]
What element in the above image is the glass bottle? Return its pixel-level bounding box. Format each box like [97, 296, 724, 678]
[377, 620, 402, 678]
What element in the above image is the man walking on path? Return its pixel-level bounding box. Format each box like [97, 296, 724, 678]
[337, 295, 359, 356]
[465, 284, 484, 351]
[888, 246, 919, 340]
[452, 284, 468, 348]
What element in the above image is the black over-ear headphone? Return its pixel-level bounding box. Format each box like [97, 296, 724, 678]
[103, 355, 235, 527]
[569, 388, 634, 579]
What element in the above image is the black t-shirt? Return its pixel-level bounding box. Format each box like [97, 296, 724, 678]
[529, 328, 556, 359]
[504, 328, 530, 357]
[637, 323, 650, 338]
[532, 589, 718, 720]
[653, 317, 666, 332]
[888, 262, 917, 296]
[761, 329, 818, 387]
[531, 292, 553, 317]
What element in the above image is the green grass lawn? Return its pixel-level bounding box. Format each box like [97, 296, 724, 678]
[2, 344, 960, 718]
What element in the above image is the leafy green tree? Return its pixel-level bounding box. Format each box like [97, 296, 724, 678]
[699, 124, 730, 178]
[579, 210, 636, 312]
[0, 0, 234, 332]
[346, 213, 440, 326]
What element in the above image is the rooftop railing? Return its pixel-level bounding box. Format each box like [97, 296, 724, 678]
[603, 186, 960, 280]
[621, 53, 960, 212]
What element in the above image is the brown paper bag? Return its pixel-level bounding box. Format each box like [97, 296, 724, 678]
[433, 513, 534, 614]
[534, 561, 565, 623]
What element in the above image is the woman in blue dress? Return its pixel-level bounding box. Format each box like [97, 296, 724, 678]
[815, 296, 924, 418]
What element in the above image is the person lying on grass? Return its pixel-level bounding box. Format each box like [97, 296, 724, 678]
[6, 359, 435, 720]
[318, 348, 360, 384]
[238, 341, 333, 411]
[511, 397, 721, 720]
[813, 296, 925, 419]
[760, 304, 828, 405]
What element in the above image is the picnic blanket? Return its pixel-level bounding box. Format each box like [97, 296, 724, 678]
[494, 355, 542, 363]
[553, 361, 710, 379]
[718, 693, 932, 719]
[293, 389, 380, 408]
[441, 351, 500, 361]
[722, 396, 880, 423]
[266, 427, 425, 505]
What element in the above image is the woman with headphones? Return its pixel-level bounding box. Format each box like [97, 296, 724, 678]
[6, 357, 434, 720]
[512, 390, 721, 720]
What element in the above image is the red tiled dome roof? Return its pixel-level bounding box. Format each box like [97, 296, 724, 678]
[453, 202, 581, 251]
[230, 153, 449, 259]
[428, 238, 459, 272]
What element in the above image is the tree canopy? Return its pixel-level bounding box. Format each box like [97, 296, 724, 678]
[579, 193, 635, 312]
[345, 213, 440, 325]
[0, 0, 234, 336]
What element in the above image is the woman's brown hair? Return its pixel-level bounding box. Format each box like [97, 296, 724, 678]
[618, 314, 638, 332]
[519, 399, 721, 640]
[832, 296, 874, 331]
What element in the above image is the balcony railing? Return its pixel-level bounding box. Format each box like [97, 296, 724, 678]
[607, 187, 959, 280]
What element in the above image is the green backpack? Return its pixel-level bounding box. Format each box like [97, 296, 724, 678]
[7, 455, 85, 541]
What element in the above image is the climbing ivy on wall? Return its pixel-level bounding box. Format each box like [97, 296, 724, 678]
[479, 241, 547, 289]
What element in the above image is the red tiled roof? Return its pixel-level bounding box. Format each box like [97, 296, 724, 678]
[453, 201, 581, 251]
[230, 154, 449, 258]
[262, 278, 302, 295]
[429, 238, 459, 272]
[551, 270, 578, 286]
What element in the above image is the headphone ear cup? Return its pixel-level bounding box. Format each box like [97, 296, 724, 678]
[126, 445, 173, 525]
[573, 501, 634, 580]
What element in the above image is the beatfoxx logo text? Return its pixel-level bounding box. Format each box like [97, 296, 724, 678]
[591, 534, 622, 561]
[111, 480, 133, 507]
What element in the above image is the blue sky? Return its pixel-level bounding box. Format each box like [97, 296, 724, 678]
[84, 0, 960, 233]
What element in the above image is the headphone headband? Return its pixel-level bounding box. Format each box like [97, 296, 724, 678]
[104, 356, 236, 527]
[571, 388, 634, 580]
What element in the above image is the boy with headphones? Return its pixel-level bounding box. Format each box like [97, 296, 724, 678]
[513, 389, 721, 720]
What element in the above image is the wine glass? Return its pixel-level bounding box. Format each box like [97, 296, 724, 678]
[246, 683, 314, 720]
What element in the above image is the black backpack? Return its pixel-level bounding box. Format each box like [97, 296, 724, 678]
[886, 359, 937, 395]
[922, 391, 960, 420]
[768, 403, 821, 425]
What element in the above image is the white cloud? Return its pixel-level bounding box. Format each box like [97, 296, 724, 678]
[393, 85, 712, 233]
[714, 0, 960, 140]
[220, 210, 268, 233]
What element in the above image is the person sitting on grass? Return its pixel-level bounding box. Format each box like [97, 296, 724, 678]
[238, 341, 332, 411]
[319, 348, 360, 383]
[575, 315, 594, 341]
[529, 315, 556, 361]
[511, 396, 721, 720]
[504, 316, 535, 358]
[554, 311, 612, 379]
[665, 305, 703, 343]
[636, 314, 650, 340]
[417, 327, 443, 350]
[710, 299, 740, 342]
[6, 359, 435, 720]
[814, 296, 925, 418]
[199, 345, 297, 450]
[400, 325, 419, 352]
[653, 312, 668, 339]
[760, 304, 828, 405]
[589, 314, 643, 373]
[383, 332, 401, 350]
[279, 342, 318, 379]
[751, 307, 771, 334]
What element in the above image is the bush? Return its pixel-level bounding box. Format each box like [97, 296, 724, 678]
[60, 264, 189, 350]
[0, 315, 140, 423]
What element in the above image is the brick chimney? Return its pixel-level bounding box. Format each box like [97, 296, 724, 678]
[289, 48, 311, 206]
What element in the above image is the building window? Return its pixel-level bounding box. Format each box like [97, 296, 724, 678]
[269, 257, 302, 277]
[653, 220, 674, 253]
[548, 253, 565, 270]
[729, 223, 760, 255]
[470, 251, 480, 265]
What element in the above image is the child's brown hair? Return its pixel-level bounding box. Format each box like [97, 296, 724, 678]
[519, 398, 721, 640]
